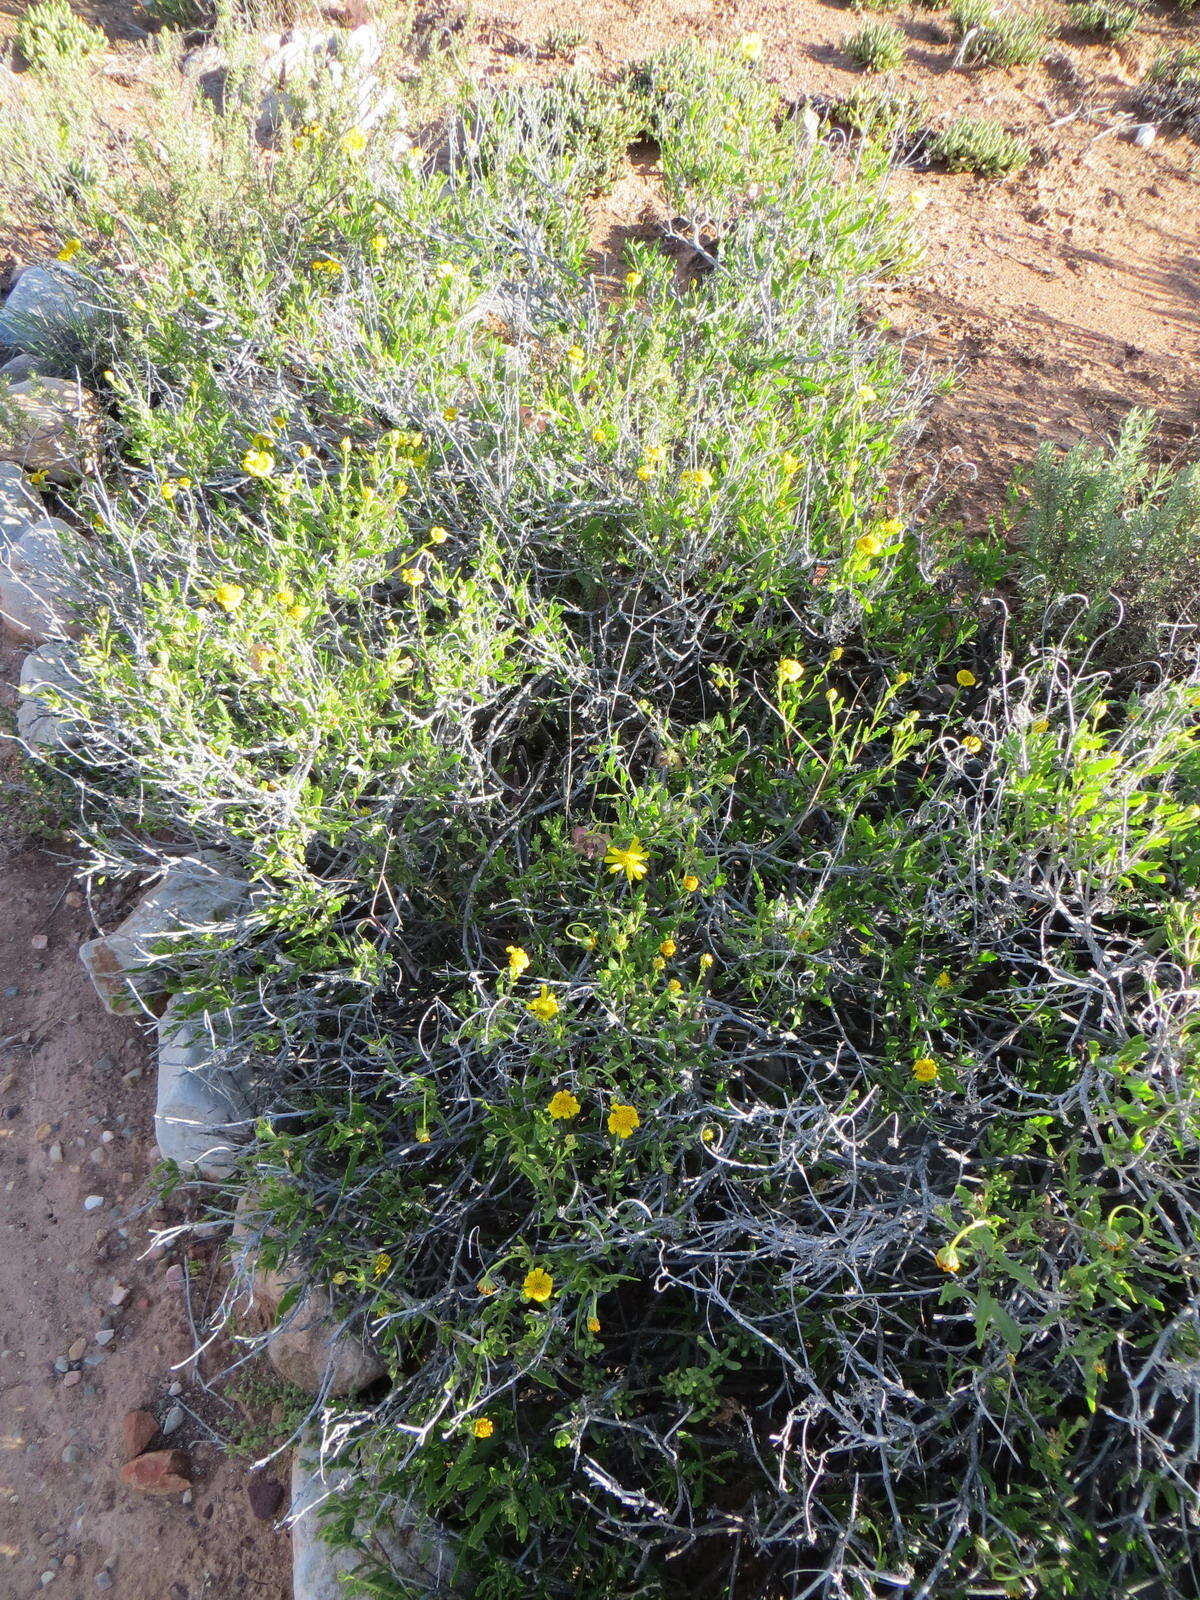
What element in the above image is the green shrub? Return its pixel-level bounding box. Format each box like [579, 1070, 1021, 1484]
[951, 0, 1049, 64]
[15, 0, 106, 72]
[5, 35, 1200, 1600]
[1140, 45, 1200, 135]
[139, 0, 217, 28]
[1067, 0, 1145, 41]
[933, 114, 1032, 172]
[1014, 408, 1200, 654]
[845, 20, 908, 70]
[831, 82, 928, 144]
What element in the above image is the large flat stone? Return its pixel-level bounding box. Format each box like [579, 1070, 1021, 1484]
[155, 996, 253, 1180]
[0, 266, 98, 353]
[16, 641, 84, 752]
[0, 375, 101, 481]
[0, 461, 43, 544]
[79, 854, 249, 1014]
[0, 516, 87, 644]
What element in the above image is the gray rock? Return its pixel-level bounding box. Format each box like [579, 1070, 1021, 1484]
[79, 855, 250, 1014]
[0, 517, 86, 644]
[83, 1195, 104, 1211]
[0, 266, 97, 353]
[0, 354, 45, 384]
[162, 1404, 185, 1435]
[291, 1429, 464, 1600]
[0, 460, 43, 543]
[1131, 122, 1156, 148]
[233, 1192, 385, 1397]
[16, 641, 84, 753]
[154, 996, 252, 1179]
[0, 375, 101, 481]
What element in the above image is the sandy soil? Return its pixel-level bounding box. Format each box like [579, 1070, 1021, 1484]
[0, 0, 1197, 1594]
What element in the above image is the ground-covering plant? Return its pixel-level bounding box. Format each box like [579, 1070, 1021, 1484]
[1067, 0, 1145, 42]
[844, 20, 908, 71]
[3, 25, 1200, 1600]
[951, 0, 1049, 65]
[15, 0, 106, 72]
[933, 113, 1032, 172]
[1140, 45, 1200, 136]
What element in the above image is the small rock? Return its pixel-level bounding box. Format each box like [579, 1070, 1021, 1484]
[61, 1444, 81, 1464]
[167, 1380, 183, 1397]
[122, 1408, 159, 1460]
[119, 1448, 191, 1495]
[30, 933, 48, 950]
[163, 1262, 185, 1292]
[83, 1195, 104, 1211]
[154, 995, 253, 1178]
[67, 1337, 86, 1361]
[0, 265, 98, 353]
[1131, 122, 1156, 148]
[34, 1122, 51, 1141]
[95, 1328, 115, 1346]
[109, 1283, 128, 1306]
[247, 1474, 285, 1521]
[48, 1142, 62, 1163]
[95, 1574, 113, 1592]
[162, 1404, 184, 1436]
[62, 1370, 81, 1388]
[54, 1356, 70, 1373]
[39, 1571, 55, 1587]
[0, 376, 101, 483]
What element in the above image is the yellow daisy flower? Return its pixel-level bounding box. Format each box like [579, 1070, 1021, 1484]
[777, 657, 805, 685]
[608, 1103, 640, 1139]
[548, 1090, 581, 1120]
[505, 945, 531, 977]
[604, 837, 649, 883]
[242, 448, 275, 479]
[659, 938, 677, 959]
[339, 126, 369, 156]
[523, 1266, 554, 1302]
[956, 669, 977, 688]
[473, 1416, 495, 1438]
[961, 735, 983, 755]
[213, 582, 245, 612]
[56, 239, 82, 263]
[587, 1315, 602, 1333]
[855, 533, 882, 557]
[682, 874, 700, 893]
[527, 986, 560, 1022]
[912, 1057, 939, 1083]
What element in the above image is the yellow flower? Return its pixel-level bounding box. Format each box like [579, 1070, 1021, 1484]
[332, 1270, 348, 1285]
[478, 1279, 497, 1296]
[777, 657, 805, 685]
[679, 467, 714, 490]
[1032, 717, 1050, 734]
[780, 451, 800, 477]
[242, 448, 275, 478]
[370, 232, 388, 255]
[604, 837, 649, 884]
[699, 953, 714, 971]
[876, 517, 904, 540]
[956, 669, 977, 688]
[667, 978, 683, 994]
[428, 525, 449, 545]
[339, 126, 369, 156]
[961, 735, 983, 755]
[643, 445, 665, 465]
[548, 1090, 581, 1120]
[912, 1057, 939, 1084]
[652, 956, 666, 972]
[297, 443, 314, 459]
[737, 32, 763, 61]
[701, 1126, 716, 1143]
[443, 406, 459, 422]
[624, 270, 643, 289]
[608, 1103, 640, 1139]
[160, 479, 178, 501]
[213, 582, 245, 612]
[636, 465, 655, 482]
[855, 533, 882, 557]
[505, 945, 531, 977]
[566, 345, 586, 366]
[285, 602, 309, 623]
[682, 874, 700, 893]
[435, 262, 459, 281]
[934, 1244, 961, 1274]
[176, 476, 192, 491]
[56, 238, 82, 263]
[934, 972, 952, 990]
[659, 938, 677, 959]
[587, 1316, 601, 1333]
[857, 385, 879, 405]
[527, 985, 560, 1022]
[248, 644, 276, 673]
[473, 1416, 494, 1438]
[401, 567, 425, 587]
[373, 1250, 392, 1278]
[829, 647, 844, 662]
[309, 257, 343, 275]
[523, 1266, 554, 1302]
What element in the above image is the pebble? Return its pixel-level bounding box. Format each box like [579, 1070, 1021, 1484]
[100, 1130, 114, 1144]
[110, 1284, 129, 1306]
[1131, 122, 1156, 148]
[95, 1328, 115, 1346]
[54, 1356, 70, 1373]
[247, 1474, 285, 1521]
[95, 1573, 113, 1591]
[162, 1405, 184, 1436]
[61, 1444, 81, 1464]
[48, 1143, 63, 1164]
[39, 1571, 55, 1587]
[34, 1122, 51, 1142]
[167, 1380, 183, 1397]
[62, 1370, 81, 1388]
[67, 1337, 86, 1361]
[30, 933, 48, 950]
[83, 1195, 104, 1212]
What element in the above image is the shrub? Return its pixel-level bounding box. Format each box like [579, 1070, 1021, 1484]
[5, 34, 1200, 1600]
[139, 0, 218, 28]
[1014, 408, 1200, 655]
[15, 0, 106, 72]
[933, 113, 1032, 172]
[845, 20, 908, 70]
[951, 0, 1049, 65]
[830, 82, 928, 145]
[1140, 46, 1200, 136]
[1067, 0, 1145, 41]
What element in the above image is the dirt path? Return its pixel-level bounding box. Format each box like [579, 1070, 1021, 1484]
[0, 645, 290, 1600]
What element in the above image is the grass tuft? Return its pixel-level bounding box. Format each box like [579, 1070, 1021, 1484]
[933, 113, 1032, 172]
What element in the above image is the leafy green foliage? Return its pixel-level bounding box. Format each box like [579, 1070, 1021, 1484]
[1141, 45, 1200, 136]
[951, 0, 1049, 65]
[15, 0, 105, 72]
[1067, 0, 1145, 41]
[845, 20, 908, 70]
[933, 114, 1031, 172]
[3, 30, 1200, 1600]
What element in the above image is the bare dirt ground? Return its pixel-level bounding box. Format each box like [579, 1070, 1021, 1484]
[0, 0, 1197, 1595]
